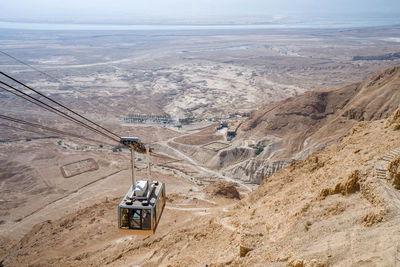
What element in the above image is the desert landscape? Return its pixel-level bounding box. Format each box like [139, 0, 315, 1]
[2, 25, 400, 120]
[1, 22, 400, 266]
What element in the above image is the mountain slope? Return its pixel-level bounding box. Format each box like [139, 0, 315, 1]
[231, 66, 400, 182]
[3, 108, 400, 266]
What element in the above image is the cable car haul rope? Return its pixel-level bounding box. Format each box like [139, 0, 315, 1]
[0, 51, 166, 235]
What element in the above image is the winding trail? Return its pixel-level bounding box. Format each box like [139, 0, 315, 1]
[375, 147, 400, 179]
[374, 147, 400, 211]
[153, 124, 254, 191]
[158, 136, 252, 192]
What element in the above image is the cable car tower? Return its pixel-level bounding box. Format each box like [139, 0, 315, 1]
[118, 137, 166, 235]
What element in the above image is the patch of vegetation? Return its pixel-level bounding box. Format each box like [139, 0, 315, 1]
[179, 117, 195, 125]
[304, 221, 312, 231]
[353, 52, 400, 61]
[255, 145, 265, 156]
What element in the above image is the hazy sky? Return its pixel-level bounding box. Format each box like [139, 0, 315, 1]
[1, 0, 399, 23]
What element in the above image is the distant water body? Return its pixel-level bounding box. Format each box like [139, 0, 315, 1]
[1, 18, 399, 31]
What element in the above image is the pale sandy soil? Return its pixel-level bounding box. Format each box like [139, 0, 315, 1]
[2, 26, 400, 121]
[1, 109, 400, 267]
[1, 26, 400, 266]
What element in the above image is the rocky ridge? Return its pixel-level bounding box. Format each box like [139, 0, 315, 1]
[231, 66, 400, 183]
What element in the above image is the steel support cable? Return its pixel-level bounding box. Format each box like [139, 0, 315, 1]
[0, 81, 120, 143]
[0, 115, 104, 145]
[0, 50, 59, 82]
[1, 50, 125, 128]
[0, 123, 59, 139]
[0, 115, 116, 146]
[2, 119, 116, 147]
[0, 85, 80, 122]
[0, 85, 116, 143]
[0, 71, 121, 139]
[0, 82, 119, 143]
[0, 84, 113, 141]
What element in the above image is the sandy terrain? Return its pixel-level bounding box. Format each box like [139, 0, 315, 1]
[1, 25, 400, 266]
[2, 26, 400, 121]
[0, 138, 246, 266]
[0, 121, 251, 243]
[1, 107, 400, 267]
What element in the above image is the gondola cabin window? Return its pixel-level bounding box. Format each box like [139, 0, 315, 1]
[118, 180, 165, 235]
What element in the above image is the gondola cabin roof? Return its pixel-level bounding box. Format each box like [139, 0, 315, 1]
[118, 180, 164, 209]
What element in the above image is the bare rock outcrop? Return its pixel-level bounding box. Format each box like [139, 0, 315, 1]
[204, 183, 241, 200]
[386, 107, 400, 130]
[388, 155, 400, 189]
[209, 147, 254, 169]
[319, 170, 361, 199]
[225, 158, 289, 184]
[361, 209, 385, 227]
[239, 245, 253, 257]
[287, 259, 327, 267]
[234, 66, 400, 183]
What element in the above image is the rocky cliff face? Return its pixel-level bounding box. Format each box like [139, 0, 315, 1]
[229, 66, 400, 183]
[224, 159, 289, 184]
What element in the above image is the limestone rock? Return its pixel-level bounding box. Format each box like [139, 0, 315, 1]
[318, 170, 361, 198]
[239, 245, 253, 257]
[387, 155, 400, 189]
[386, 107, 400, 130]
[361, 209, 385, 227]
[213, 183, 240, 200]
[288, 259, 304, 267]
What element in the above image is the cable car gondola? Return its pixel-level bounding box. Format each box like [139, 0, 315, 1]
[118, 179, 165, 235]
[118, 137, 166, 235]
[0, 66, 167, 236]
[0, 69, 167, 236]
